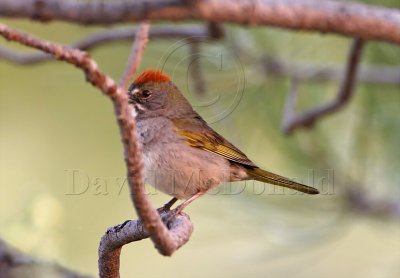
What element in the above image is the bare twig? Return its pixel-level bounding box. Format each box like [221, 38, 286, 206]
[187, 40, 207, 96]
[282, 78, 300, 130]
[260, 56, 400, 86]
[0, 0, 399, 44]
[231, 35, 399, 86]
[1, 32, 397, 86]
[119, 22, 150, 89]
[0, 25, 209, 65]
[113, 23, 186, 258]
[282, 39, 365, 134]
[0, 24, 121, 96]
[99, 210, 193, 278]
[185, 22, 226, 97]
[0, 22, 193, 277]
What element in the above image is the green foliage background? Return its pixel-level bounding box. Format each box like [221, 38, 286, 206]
[0, 1, 399, 277]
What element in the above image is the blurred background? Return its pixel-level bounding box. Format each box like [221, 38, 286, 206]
[0, 0, 399, 277]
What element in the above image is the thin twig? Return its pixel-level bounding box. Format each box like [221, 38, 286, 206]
[0, 22, 193, 277]
[114, 23, 184, 258]
[119, 22, 150, 89]
[0, 0, 399, 44]
[0, 25, 209, 65]
[231, 32, 399, 86]
[0, 24, 121, 96]
[282, 78, 300, 130]
[187, 40, 206, 96]
[282, 39, 365, 135]
[260, 56, 400, 86]
[1, 40, 397, 85]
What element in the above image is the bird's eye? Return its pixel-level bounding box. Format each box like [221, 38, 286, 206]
[142, 90, 152, 98]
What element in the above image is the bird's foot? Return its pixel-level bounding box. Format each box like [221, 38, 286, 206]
[171, 203, 186, 216]
[170, 191, 205, 216]
[157, 197, 178, 214]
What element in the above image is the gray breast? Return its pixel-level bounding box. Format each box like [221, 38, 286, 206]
[136, 117, 231, 199]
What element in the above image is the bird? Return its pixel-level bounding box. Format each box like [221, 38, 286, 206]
[128, 69, 319, 213]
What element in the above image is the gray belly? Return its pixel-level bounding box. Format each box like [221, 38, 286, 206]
[137, 117, 231, 199]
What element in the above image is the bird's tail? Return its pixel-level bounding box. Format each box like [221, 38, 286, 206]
[247, 168, 319, 194]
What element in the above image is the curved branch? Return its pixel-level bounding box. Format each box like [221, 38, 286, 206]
[0, 21, 192, 270]
[0, 25, 210, 65]
[99, 211, 193, 278]
[282, 39, 365, 134]
[260, 56, 400, 86]
[0, 0, 399, 44]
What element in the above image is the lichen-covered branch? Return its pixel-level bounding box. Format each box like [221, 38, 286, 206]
[0, 0, 399, 44]
[282, 39, 365, 134]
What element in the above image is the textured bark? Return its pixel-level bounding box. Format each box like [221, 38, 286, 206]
[0, 0, 399, 44]
[98, 211, 193, 278]
[0, 22, 194, 278]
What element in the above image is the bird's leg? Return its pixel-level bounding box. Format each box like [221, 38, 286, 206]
[157, 197, 178, 213]
[173, 191, 205, 215]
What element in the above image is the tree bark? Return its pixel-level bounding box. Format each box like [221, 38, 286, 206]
[0, 0, 399, 44]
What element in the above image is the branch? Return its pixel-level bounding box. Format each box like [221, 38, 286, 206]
[231, 33, 399, 86]
[345, 188, 400, 220]
[98, 210, 193, 278]
[0, 25, 209, 65]
[1, 31, 397, 85]
[0, 0, 399, 44]
[260, 56, 400, 86]
[187, 40, 207, 96]
[0, 25, 121, 96]
[282, 39, 365, 134]
[0, 22, 193, 276]
[0, 239, 91, 278]
[119, 22, 150, 89]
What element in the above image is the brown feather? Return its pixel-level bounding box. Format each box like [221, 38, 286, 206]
[172, 118, 257, 167]
[247, 168, 319, 194]
[172, 118, 319, 194]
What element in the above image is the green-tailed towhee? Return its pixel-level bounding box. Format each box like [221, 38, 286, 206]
[128, 69, 319, 211]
